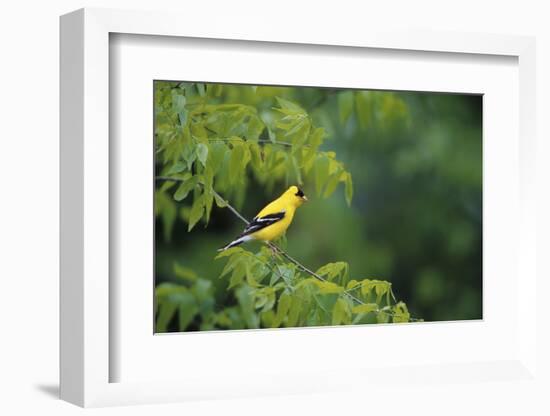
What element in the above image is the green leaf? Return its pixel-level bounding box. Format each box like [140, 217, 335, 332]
[261, 289, 276, 312]
[360, 279, 373, 298]
[193, 278, 213, 306]
[215, 246, 244, 259]
[316, 280, 344, 294]
[208, 142, 228, 175]
[156, 282, 186, 298]
[313, 292, 339, 315]
[203, 169, 214, 224]
[229, 260, 247, 289]
[287, 295, 302, 327]
[177, 292, 198, 330]
[208, 84, 223, 97]
[377, 310, 390, 324]
[374, 281, 389, 298]
[188, 195, 205, 231]
[315, 263, 335, 278]
[344, 172, 353, 206]
[293, 119, 312, 149]
[275, 97, 305, 114]
[392, 302, 410, 323]
[299, 278, 344, 295]
[156, 191, 176, 242]
[284, 118, 306, 138]
[171, 91, 186, 113]
[173, 176, 198, 202]
[276, 292, 292, 322]
[315, 262, 348, 281]
[261, 310, 275, 327]
[289, 154, 303, 185]
[275, 292, 292, 326]
[178, 109, 189, 127]
[156, 301, 177, 332]
[346, 279, 360, 291]
[338, 91, 354, 123]
[255, 293, 268, 309]
[236, 286, 259, 329]
[196, 143, 209, 167]
[275, 115, 297, 131]
[249, 142, 263, 171]
[166, 162, 187, 175]
[229, 143, 244, 180]
[332, 298, 351, 325]
[323, 170, 343, 198]
[196, 83, 206, 97]
[275, 265, 294, 286]
[308, 127, 325, 147]
[352, 303, 379, 314]
[240, 143, 252, 172]
[173, 263, 198, 282]
[181, 136, 197, 170]
[269, 267, 281, 286]
[159, 180, 177, 192]
[245, 262, 261, 288]
[219, 255, 241, 279]
[355, 91, 372, 129]
[213, 192, 228, 207]
[314, 155, 330, 196]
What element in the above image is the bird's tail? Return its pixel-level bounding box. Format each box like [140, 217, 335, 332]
[217, 235, 252, 252]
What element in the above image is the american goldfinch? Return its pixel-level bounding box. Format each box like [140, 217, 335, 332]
[219, 185, 308, 251]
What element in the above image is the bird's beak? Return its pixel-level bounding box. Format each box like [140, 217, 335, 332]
[302, 196, 308, 202]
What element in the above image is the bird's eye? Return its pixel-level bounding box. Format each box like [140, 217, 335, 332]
[295, 188, 304, 197]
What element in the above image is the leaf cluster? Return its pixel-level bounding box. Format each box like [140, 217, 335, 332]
[154, 82, 353, 239]
[155, 246, 415, 331]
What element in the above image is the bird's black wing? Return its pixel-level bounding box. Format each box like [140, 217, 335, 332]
[240, 211, 285, 236]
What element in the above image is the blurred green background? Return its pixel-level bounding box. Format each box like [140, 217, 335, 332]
[155, 83, 482, 324]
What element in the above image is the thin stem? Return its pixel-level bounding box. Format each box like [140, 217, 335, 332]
[266, 241, 366, 306]
[214, 191, 249, 224]
[207, 137, 301, 149]
[343, 282, 363, 295]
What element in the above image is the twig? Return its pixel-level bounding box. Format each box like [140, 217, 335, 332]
[213, 190, 249, 224]
[343, 282, 363, 295]
[266, 241, 366, 306]
[207, 137, 303, 149]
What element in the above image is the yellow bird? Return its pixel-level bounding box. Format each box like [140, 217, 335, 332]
[219, 185, 308, 251]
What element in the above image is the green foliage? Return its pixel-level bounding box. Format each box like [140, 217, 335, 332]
[154, 82, 355, 242]
[154, 81, 420, 331]
[156, 246, 415, 331]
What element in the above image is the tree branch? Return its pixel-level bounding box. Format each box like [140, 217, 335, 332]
[265, 241, 367, 306]
[207, 137, 302, 149]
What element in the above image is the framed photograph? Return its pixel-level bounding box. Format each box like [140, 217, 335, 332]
[60, 8, 538, 407]
[151, 80, 482, 333]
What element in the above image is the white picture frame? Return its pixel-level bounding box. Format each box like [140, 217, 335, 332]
[60, 7, 538, 407]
